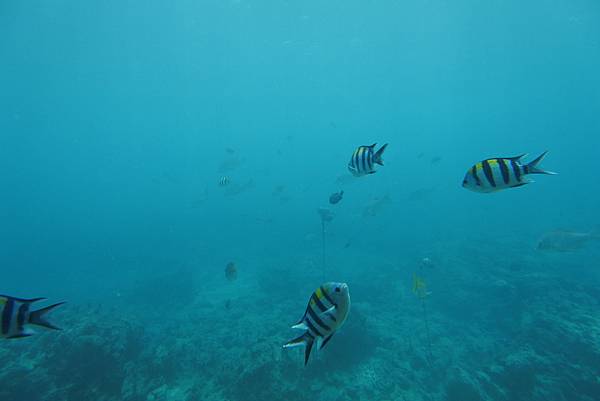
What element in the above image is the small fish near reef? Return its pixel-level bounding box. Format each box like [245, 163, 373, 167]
[283, 282, 350, 365]
[225, 262, 237, 281]
[1, 295, 65, 339]
[462, 151, 556, 193]
[329, 190, 344, 205]
[537, 230, 600, 252]
[348, 143, 388, 177]
[412, 274, 431, 299]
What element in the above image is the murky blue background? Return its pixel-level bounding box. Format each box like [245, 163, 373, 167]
[1, 1, 599, 400]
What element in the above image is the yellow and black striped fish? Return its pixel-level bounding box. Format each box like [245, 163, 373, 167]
[1, 295, 64, 339]
[462, 152, 556, 193]
[283, 282, 350, 365]
[348, 143, 388, 176]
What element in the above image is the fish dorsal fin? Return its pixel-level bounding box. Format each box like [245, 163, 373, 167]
[507, 153, 528, 162]
[0, 295, 45, 304]
[369, 143, 377, 149]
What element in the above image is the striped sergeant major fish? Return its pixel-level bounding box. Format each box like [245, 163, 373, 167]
[283, 282, 350, 365]
[1, 295, 65, 339]
[348, 143, 388, 176]
[219, 176, 230, 186]
[462, 151, 556, 193]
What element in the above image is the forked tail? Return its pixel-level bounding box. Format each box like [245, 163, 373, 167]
[525, 151, 557, 175]
[29, 302, 65, 330]
[283, 331, 315, 365]
[373, 143, 388, 166]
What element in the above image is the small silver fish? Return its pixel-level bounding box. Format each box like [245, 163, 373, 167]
[0, 296, 64, 339]
[537, 230, 600, 252]
[283, 283, 350, 365]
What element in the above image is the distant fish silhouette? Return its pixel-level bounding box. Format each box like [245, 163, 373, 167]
[420, 257, 436, 270]
[273, 184, 286, 195]
[219, 176, 230, 187]
[537, 230, 600, 252]
[225, 262, 237, 281]
[362, 194, 391, 217]
[218, 157, 242, 173]
[329, 190, 344, 205]
[412, 274, 430, 299]
[318, 207, 334, 222]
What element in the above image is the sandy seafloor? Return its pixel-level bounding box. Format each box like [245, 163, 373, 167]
[2, 237, 600, 401]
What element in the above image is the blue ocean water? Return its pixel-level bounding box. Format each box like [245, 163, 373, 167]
[1, 1, 599, 400]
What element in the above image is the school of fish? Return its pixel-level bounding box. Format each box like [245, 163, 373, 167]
[5, 142, 569, 367]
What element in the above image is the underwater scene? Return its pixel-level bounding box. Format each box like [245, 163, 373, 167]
[1, 1, 600, 400]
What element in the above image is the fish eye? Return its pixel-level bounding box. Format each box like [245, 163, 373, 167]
[335, 287, 341, 293]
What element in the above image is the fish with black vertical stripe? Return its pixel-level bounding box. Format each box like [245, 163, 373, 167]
[283, 282, 350, 365]
[462, 152, 557, 193]
[0, 295, 65, 339]
[348, 143, 388, 176]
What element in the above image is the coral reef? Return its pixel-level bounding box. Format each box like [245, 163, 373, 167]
[2, 246, 600, 401]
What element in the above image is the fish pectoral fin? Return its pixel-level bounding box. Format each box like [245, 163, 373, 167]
[291, 322, 308, 330]
[320, 306, 338, 322]
[508, 153, 528, 161]
[319, 305, 336, 316]
[319, 333, 335, 350]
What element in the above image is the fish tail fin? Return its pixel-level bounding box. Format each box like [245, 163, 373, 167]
[303, 336, 315, 365]
[373, 143, 388, 166]
[283, 332, 315, 365]
[29, 302, 65, 330]
[524, 151, 557, 175]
